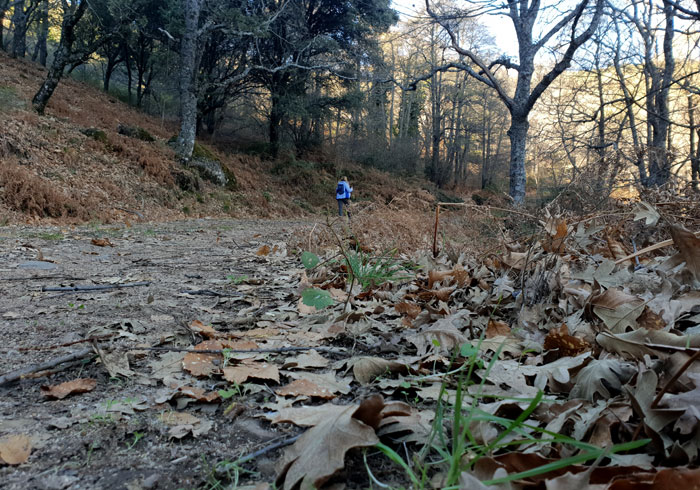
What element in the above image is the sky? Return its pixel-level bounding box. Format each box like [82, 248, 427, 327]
[391, 0, 519, 57]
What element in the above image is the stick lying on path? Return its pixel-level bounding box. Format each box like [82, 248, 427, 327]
[41, 281, 150, 292]
[179, 289, 241, 297]
[0, 348, 95, 386]
[131, 345, 348, 356]
[236, 433, 303, 465]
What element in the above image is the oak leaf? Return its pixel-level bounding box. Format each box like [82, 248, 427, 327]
[41, 378, 97, 399]
[276, 404, 379, 490]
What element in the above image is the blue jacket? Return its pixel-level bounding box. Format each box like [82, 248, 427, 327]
[336, 181, 352, 200]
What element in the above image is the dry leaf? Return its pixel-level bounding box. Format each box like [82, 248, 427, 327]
[223, 360, 280, 384]
[591, 288, 645, 333]
[417, 287, 454, 302]
[41, 378, 97, 399]
[636, 307, 666, 330]
[395, 302, 421, 319]
[283, 350, 329, 370]
[189, 319, 220, 338]
[183, 340, 223, 377]
[276, 404, 379, 490]
[543, 324, 590, 358]
[670, 224, 700, 281]
[91, 238, 114, 247]
[351, 357, 407, 385]
[0, 434, 32, 465]
[277, 379, 336, 399]
[256, 245, 271, 256]
[486, 319, 511, 338]
[177, 386, 221, 403]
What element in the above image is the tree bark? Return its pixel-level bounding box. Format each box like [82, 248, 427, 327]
[32, 0, 88, 114]
[175, 0, 202, 160]
[31, 0, 48, 65]
[507, 117, 529, 204]
[11, 0, 27, 58]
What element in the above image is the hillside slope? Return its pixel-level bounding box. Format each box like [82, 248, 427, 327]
[0, 52, 425, 226]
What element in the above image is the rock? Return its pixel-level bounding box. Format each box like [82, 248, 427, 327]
[117, 124, 155, 142]
[186, 157, 228, 187]
[18, 261, 57, 270]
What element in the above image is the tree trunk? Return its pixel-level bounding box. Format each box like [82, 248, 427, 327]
[32, 1, 87, 114]
[11, 0, 27, 58]
[31, 0, 48, 65]
[507, 116, 529, 205]
[175, 0, 202, 160]
[0, 1, 6, 50]
[269, 92, 283, 157]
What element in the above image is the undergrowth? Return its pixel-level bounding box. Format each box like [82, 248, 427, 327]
[372, 337, 650, 488]
[0, 163, 92, 219]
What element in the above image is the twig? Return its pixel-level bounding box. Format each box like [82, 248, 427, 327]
[0, 348, 95, 386]
[17, 334, 117, 352]
[130, 346, 348, 355]
[437, 202, 539, 221]
[41, 282, 151, 292]
[179, 289, 241, 297]
[1, 276, 87, 282]
[236, 433, 303, 465]
[433, 205, 441, 257]
[650, 349, 700, 409]
[614, 230, 700, 265]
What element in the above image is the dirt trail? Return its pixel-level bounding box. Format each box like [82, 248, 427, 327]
[0, 219, 312, 489]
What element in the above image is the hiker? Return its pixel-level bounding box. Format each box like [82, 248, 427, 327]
[336, 176, 353, 219]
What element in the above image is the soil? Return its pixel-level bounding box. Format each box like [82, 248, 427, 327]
[0, 219, 339, 490]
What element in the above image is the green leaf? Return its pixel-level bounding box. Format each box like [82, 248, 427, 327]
[460, 343, 478, 357]
[301, 251, 320, 269]
[302, 288, 334, 309]
[218, 389, 238, 399]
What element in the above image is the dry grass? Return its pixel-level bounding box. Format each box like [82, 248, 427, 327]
[0, 162, 92, 219]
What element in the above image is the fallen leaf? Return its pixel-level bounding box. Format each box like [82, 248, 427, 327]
[183, 340, 223, 377]
[670, 224, 700, 281]
[597, 329, 700, 359]
[395, 302, 421, 319]
[100, 350, 134, 378]
[256, 245, 271, 256]
[543, 324, 590, 358]
[633, 201, 661, 226]
[277, 379, 336, 399]
[570, 359, 635, 401]
[591, 288, 645, 333]
[486, 319, 511, 338]
[177, 386, 221, 403]
[159, 412, 212, 439]
[91, 238, 114, 247]
[223, 360, 280, 384]
[41, 378, 97, 399]
[351, 357, 407, 385]
[189, 319, 220, 338]
[283, 350, 329, 370]
[0, 434, 32, 465]
[276, 404, 379, 490]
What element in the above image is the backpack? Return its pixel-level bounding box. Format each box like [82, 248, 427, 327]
[336, 182, 345, 196]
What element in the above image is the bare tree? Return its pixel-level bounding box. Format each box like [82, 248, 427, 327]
[426, 0, 604, 205]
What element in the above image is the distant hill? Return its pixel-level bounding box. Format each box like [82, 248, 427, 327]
[0, 51, 429, 225]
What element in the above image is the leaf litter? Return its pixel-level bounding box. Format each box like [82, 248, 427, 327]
[0, 198, 699, 488]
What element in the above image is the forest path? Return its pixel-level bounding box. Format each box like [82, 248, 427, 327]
[0, 219, 313, 489]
